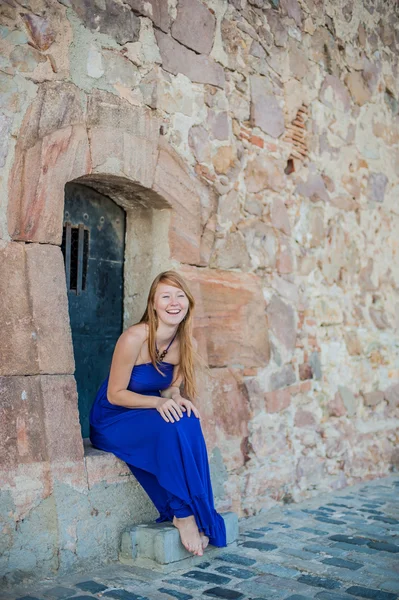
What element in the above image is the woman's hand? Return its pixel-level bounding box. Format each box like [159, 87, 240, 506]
[156, 397, 184, 423]
[176, 396, 201, 419]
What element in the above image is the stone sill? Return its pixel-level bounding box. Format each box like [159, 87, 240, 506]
[83, 438, 133, 488]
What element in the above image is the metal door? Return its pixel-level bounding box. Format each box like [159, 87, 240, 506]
[62, 182, 125, 438]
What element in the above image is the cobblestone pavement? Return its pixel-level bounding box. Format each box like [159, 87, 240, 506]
[3, 475, 399, 600]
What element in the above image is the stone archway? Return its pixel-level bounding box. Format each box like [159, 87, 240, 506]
[4, 83, 218, 473]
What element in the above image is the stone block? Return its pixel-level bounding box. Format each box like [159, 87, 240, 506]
[41, 375, 84, 464]
[125, 0, 171, 32]
[337, 386, 358, 417]
[0, 242, 38, 376]
[264, 388, 291, 413]
[70, 0, 140, 45]
[171, 0, 216, 54]
[245, 155, 285, 193]
[88, 90, 160, 189]
[153, 141, 202, 265]
[8, 125, 91, 243]
[361, 391, 385, 407]
[25, 244, 74, 375]
[319, 74, 351, 112]
[179, 267, 270, 368]
[384, 383, 399, 408]
[266, 294, 296, 353]
[0, 376, 47, 469]
[250, 75, 285, 138]
[120, 512, 238, 564]
[155, 31, 225, 88]
[367, 172, 388, 203]
[345, 71, 372, 106]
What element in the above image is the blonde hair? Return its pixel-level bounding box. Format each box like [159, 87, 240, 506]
[139, 271, 200, 401]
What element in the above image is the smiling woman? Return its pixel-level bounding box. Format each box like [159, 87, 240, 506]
[89, 271, 227, 556]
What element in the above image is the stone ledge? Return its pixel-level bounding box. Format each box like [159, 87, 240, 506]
[120, 511, 239, 566]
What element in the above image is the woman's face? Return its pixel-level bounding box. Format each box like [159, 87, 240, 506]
[153, 282, 189, 326]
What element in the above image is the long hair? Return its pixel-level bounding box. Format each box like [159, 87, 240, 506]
[139, 271, 199, 401]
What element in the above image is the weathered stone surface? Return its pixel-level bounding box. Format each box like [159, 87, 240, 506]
[250, 75, 285, 138]
[210, 232, 251, 270]
[367, 172, 388, 203]
[25, 244, 74, 375]
[276, 234, 294, 274]
[245, 155, 285, 193]
[8, 125, 91, 243]
[362, 390, 385, 407]
[271, 198, 291, 235]
[171, 0, 216, 55]
[239, 220, 277, 269]
[337, 386, 358, 417]
[319, 75, 351, 112]
[0, 113, 12, 168]
[266, 10, 288, 47]
[189, 125, 211, 163]
[264, 388, 291, 413]
[207, 110, 229, 141]
[179, 267, 270, 368]
[327, 392, 347, 417]
[280, 0, 303, 26]
[17, 82, 84, 151]
[153, 141, 202, 265]
[70, 0, 140, 45]
[22, 13, 56, 51]
[369, 307, 390, 329]
[0, 376, 47, 469]
[345, 71, 372, 106]
[208, 368, 251, 439]
[88, 90, 159, 189]
[343, 331, 362, 355]
[384, 384, 399, 408]
[155, 31, 225, 88]
[294, 408, 316, 427]
[41, 375, 84, 463]
[267, 295, 296, 352]
[0, 242, 38, 376]
[270, 364, 296, 390]
[9, 45, 47, 72]
[125, 0, 171, 32]
[295, 170, 330, 203]
[218, 189, 241, 225]
[213, 145, 236, 174]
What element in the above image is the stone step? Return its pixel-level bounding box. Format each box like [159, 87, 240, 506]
[120, 511, 238, 566]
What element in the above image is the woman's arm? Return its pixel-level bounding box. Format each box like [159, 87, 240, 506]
[107, 327, 160, 408]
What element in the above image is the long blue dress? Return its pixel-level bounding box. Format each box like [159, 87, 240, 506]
[89, 349, 227, 547]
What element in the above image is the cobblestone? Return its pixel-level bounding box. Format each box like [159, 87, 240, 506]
[4, 476, 399, 600]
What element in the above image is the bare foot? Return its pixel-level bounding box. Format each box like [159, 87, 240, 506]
[173, 515, 203, 556]
[200, 533, 209, 550]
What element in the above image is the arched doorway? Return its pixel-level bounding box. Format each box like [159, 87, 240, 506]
[62, 182, 126, 437]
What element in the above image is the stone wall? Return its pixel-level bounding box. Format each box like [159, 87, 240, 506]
[1, 0, 399, 583]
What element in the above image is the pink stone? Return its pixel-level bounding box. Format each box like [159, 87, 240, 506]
[22, 13, 56, 51]
[41, 375, 84, 463]
[153, 140, 202, 265]
[319, 74, 351, 112]
[179, 266, 270, 368]
[250, 75, 285, 138]
[294, 408, 316, 427]
[189, 125, 211, 163]
[362, 390, 385, 407]
[0, 242, 38, 376]
[299, 363, 313, 380]
[271, 198, 291, 235]
[171, 0, 216, 55]
[155, 30, 225, 88]
[25, 244, 74, 375]
[267, 294, 296, 352]
[327, 392, 347, 417]
[245, 155, 285, 193]
[265, 388, 291, 413]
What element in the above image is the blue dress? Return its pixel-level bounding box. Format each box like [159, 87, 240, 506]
[89, 351, 227, 547]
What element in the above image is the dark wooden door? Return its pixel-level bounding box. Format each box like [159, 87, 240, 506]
[62, 182, 125, 438]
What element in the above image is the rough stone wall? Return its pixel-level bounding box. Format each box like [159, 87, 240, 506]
[1, 0, 399, 582]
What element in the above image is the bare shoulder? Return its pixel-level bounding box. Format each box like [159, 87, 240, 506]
[118, 323, 147, 351]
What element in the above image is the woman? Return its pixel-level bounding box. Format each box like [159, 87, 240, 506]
[89, 270, 227, 557]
